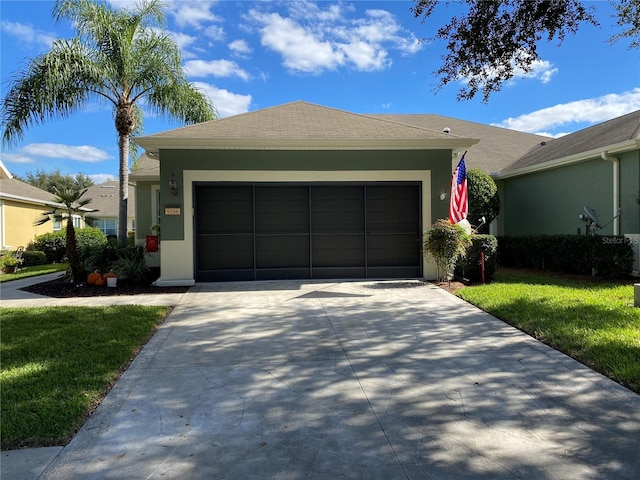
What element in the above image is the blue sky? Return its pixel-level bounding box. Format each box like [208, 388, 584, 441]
[1, 0, 639, 183]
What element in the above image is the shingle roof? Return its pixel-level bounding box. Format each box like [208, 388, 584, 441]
[81, 181, 135, 218]
[367, 114, 550, 173]
[135, 101, 478, 153]
[0, 176, 58, 205]
[502, 109, 640, 173]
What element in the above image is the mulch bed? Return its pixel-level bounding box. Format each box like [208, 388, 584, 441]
[22, 276, 190, 298]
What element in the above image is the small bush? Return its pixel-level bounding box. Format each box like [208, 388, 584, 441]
[110, 245, 150, 283]
[424, 219, 471, 282]
[20, 251, 48, 267]
[456, 235, 498, 283]
[75, 228, 108, 259]
[33, 231, 66, 263]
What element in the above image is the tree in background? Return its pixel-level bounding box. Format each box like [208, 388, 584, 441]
[467, 168, 500, 233]
[411, 0, 639, 101]
[2, 0, 216, 247]
[17, 168, 94, 194]
[35, 186, 94, 283]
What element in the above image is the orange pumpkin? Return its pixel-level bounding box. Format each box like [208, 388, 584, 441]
[103, 270, 118, 279]
[94, 277, 107, 287]
[87, 271, 102, 285]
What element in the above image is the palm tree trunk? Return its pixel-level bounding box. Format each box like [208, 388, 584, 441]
[118, 133, 129, 248]
[66, 220, 82, 283]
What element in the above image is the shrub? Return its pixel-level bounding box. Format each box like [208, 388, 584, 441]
[110, 245, 150, 284]
[467, 168, 500, 233]
[75, 228, 108, 259]
[424, 219, 472, 282]
[34, 228, 107, 265]
[497, 235, 633, 277]
[33, 231, 66, 263]
[456, 235, 498, 283]
[20, 251, 48, 267]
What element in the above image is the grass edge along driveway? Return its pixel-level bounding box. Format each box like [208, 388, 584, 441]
[456, 269, 640, 395]
[0, 305, 170, 449]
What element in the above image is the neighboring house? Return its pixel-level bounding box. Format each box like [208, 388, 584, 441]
[0, 160, 88, 250]
[493, 110, 640, 239]
[132, 101, 478, 285]
[82, 180, 136, 237]
[368, 114, 551, 174]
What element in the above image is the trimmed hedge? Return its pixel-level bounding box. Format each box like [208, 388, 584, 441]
[32, 228, 108, 264]
[497, 235, 633, 277]
[456, 235, 498, 283]
[20, 251, 48, 267]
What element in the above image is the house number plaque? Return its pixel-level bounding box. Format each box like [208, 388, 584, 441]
[165, 207, 181, 216]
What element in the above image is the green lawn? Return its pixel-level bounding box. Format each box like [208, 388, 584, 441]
[456, 269, 640, 394]
[0, 306, 170, 449]
[0, 263, 68, 283]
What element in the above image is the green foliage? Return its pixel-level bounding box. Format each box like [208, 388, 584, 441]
[497, 235, 634, 278]
[20, 251, 48, 267]
[1, 255, 20, 268]
[0, 305, 169, 448]
[75, 227, 108, 259]
[110, 245, 150, 283]
[411, 0, 598, 101]
[456, 235, 498, 283]
[467, 168, 500, 231]
[424, 218, 472, 282]
[16, 168, 94, 194]
[0, 263, 68, 283]
[33, 231, 66, 263]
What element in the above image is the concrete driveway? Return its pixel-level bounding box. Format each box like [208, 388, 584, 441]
[8, 279, 640, 479]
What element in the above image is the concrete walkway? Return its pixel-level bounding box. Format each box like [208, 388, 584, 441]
[2, 278, 639, 479]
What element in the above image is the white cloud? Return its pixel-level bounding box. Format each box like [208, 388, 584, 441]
[192, 82, 252, 118]
[460, 52, 558, 89]
[1, 152, 35, 164]
[89, 173, 117, 184]
[184, 59, 250, 81]
[20, 144, 112, 162]
[229, 39, 252, 58]
[0, 20, 56, 49]
[515, 59, 558, 84]
[246, 4, 421, 74]
[494, 88, 640, 134]
[250, 11, 342, 73]
[204, 25, 225, 42]
[167, 1, 221, 29]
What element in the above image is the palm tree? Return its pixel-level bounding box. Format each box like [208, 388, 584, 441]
[2, 0, 216, 247]
[36, 186, 94, 283]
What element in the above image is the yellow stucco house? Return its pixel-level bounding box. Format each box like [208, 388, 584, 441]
[0, 161, 87, 251]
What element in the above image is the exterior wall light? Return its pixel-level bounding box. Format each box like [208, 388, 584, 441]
[169, 173, 179, 197]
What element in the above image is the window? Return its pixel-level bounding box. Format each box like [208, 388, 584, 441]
[72, 215, 82, 228]
[53, 219, 61, 231]
[95, 219, 117, 236]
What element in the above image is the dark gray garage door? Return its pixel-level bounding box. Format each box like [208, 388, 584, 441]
[195, 183, 422, 281]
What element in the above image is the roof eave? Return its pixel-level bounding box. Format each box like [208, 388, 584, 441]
[493, 138, 640, 179]
[134, 137, 479, 155]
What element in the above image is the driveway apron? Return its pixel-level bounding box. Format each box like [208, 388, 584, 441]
[38, 280, 640, 479]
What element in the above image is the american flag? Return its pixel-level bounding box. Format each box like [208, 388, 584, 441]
[449, 153, 468, 224]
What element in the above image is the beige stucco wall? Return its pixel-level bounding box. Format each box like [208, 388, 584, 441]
[156, 169, 436, 286]
[1, 200, 54, 250]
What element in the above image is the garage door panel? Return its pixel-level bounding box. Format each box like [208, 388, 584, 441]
[367, 186, 419, 234]
[255, 186, 309, 234]
[312, 234, 365, 267]
[311, 186, 364, 233]
[256, 234, 310, 268]
[196, 186, 253, 234]
[198, 235, 254, 270]
[367, 234, 421, 267]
